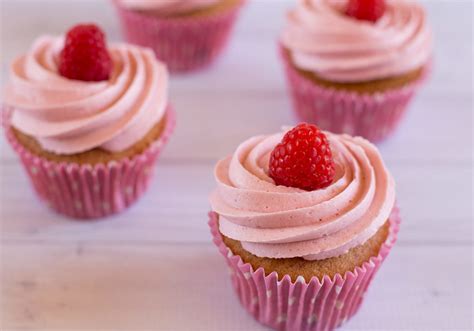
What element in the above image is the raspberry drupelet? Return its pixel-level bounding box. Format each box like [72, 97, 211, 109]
[59, 24, 112, 82]
[269, 123, 335, 191]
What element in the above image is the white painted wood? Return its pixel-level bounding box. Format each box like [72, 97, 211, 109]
[0, 0, 472, 94]
[2, 243, 472, 330]
[1, 1, 473, 164]
[1, 90, 472, 164]
[1, 92, 472, 169]
[1, 162, 472, 245]
[0, 0, 472, 330]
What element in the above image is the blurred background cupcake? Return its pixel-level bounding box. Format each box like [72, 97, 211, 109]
[113, 0, 246, 72]
[280, 0, 433, 142]
[209, 123, 399, 330]
[2, 24, 175, 219]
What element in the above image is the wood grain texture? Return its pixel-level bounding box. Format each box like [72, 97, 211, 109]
[2, 243, 472, 330]
[0, 0, 473, 330]
[1, 162, 472, 245]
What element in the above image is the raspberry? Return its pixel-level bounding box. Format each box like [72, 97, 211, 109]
[269, 123, 335, 191]
[346, 0, 386, 23]
[58, 24, 112, 81]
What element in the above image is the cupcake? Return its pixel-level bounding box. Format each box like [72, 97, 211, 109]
[280, 0, 433, 142]
[209, 123, 399, 330]
[2, 24, 175, 219]
[113, 0, 245, 72]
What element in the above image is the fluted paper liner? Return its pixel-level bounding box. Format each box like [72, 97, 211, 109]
[209, 207, 400, 331]
[281, 46, 429, 142]
[4, 107, 175, 219]
[113, 0, 245, 72]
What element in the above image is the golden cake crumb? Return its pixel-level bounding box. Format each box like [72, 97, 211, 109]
[284, 48, 425, 94]
[139, 0, 242, 18]
[222, 220, 390, 282]
[11, 114, 168, 165]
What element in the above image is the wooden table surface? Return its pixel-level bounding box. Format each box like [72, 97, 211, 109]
[1, 1, 472, 330]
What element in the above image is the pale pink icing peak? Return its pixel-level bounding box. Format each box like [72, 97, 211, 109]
[3, 36, 168, 155]
[119, 0, 221, 15]
[210, 130, 396, 260]
[281, 0, 433, 82]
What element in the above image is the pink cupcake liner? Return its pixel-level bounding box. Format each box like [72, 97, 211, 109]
[209, 207, 400, 331]
[281, 47, 429, 142]
[113, 0, 245, 72]
[3, 107, 175, 220]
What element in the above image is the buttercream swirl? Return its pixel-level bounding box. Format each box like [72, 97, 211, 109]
[3, 36, 168, 155]
[281, 0, 433, 82]
[119, 0, 221, 15]
[210, 130, 395, 260]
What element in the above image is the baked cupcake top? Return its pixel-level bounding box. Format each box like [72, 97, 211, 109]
[281, 0, 433, 82]
[3, 24, 169, 155]
[210, 124, 395, 261]
[119, 0, 221, 15]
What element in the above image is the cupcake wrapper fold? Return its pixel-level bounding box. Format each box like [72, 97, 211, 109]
[209, 207, 400, 331]
[281, 47, 428, 142]
[114, 0, 245, 72]
[3, 107, 175, 220]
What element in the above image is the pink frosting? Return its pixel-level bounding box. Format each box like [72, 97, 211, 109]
[210, 130, 396, 260]
[119, 0, 221, 15]
[281, 0, 433, 82]
[2, 36, 168, 155]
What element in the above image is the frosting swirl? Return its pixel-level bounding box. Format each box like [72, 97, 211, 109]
[3, 36, 168, 155]
[210, 130, 395, 260]
[281, 0, 433, 82]
[119, 0, 221, 15]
